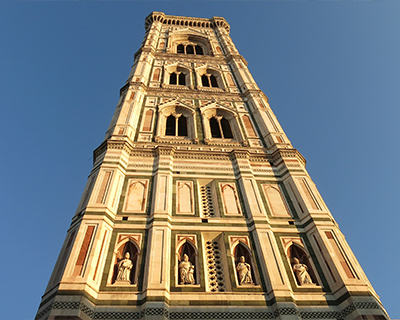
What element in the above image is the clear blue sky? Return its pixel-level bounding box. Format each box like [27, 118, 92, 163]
[1, 2, 399, 319]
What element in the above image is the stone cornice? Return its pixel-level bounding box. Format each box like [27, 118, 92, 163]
[271, 148, 306, 167]
[145, 12, 230, 33]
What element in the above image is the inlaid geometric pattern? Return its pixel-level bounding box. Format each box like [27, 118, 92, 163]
[52, 301, 80, 309]
[49, 302, 385, 320]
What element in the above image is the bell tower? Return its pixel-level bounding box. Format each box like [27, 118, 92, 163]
[36, 12, 389, 320]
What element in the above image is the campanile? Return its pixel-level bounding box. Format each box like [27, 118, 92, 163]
[36, 12, 389, 320]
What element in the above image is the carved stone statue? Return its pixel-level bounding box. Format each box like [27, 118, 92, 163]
[179, 254, 195, 285]
[292, 257, 313, 285]
[236, 256, 253, 285]
[116, 252, 133, 282]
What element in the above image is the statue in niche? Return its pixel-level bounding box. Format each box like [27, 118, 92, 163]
[179, 254, 195, 284]
[116, 252, 133, 282]
[236, 256, 253, 285]
[292, 257, 314, 285]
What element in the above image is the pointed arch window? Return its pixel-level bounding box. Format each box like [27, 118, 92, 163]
[170, 73, 177, 85]
[169, 72, 186, 86]
[178, 73, 186, 85]
[165, 113, 188, 137]
[201, 74, 219, 88]
[210, 116, 233, 139]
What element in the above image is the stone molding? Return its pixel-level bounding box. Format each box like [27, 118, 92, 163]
[44, 301, 385, 320]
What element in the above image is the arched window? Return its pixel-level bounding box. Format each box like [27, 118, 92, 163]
[186, 45, 194, 54]
[178, 73, 186, 85]
[209, 116, 233, 139]
[200, 74, 219, 88]
[220, 117, 233, 138]
[178, 116, 188, 136]
[195, 45, 203, 55]
[177, 44, 184, 53]
[166, 115, 176, 136]
[176, 42, 207, 55]
[201, 75, 209, 87]
[210, 117, 221, 138]
[210, 75, 218, 87]
[170, 73, 177, 85]
[165, 114, 188, 137]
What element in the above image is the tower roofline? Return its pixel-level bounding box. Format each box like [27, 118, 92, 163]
[145, 12, 230, 33]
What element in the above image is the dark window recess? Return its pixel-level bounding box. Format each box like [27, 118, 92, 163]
[177, 44, 184, 53]
[178, 73, 186, 85]
[186, 45, 194, 54]
[122, 216, 128, 221]
[178, 116, 188, 136]
[202, 75, 210, 87]
[165, 115, 176, 136]
[288, 221, 295, 225]
[169, 73, 177, 85]
[202, 219, 208, 223]
[210, 75, 218, 87]
[195, 45, 204, 55]
[221, 117, 233, 138]
[210, 117, 222, 138]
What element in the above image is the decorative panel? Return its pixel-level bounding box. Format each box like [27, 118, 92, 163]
[124, 179, 148, 212]
[219, 183, 241, 215]
[176, 181, 194, 214]
[262, 184, 291, 217]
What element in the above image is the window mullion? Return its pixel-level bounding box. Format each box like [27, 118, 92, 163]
[218, 119, 224, 139]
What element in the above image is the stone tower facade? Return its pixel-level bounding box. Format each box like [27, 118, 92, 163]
[36, 12, 389, 320]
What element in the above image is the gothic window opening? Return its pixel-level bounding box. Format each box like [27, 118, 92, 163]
[112, 241, 139, 285]
[202, 75, 210, 87]
[210, 116, 233, 139]
[165, 114, 188, 137]
[176, 43, 206, 55]
[195, 45, 204, 55]
[210, 75, 218, 87]
[177, 44, 184, 53]
[170, 73, 177, 85]
[186, 45, 194, 54]
[201, 74, 219, 88]
[287, 244, 318, 286]
[166, 115, 176, 136]
[210, 117, 222, 138]
[220, 117, 233, 138]
[178, 73, 186, 85]
[178, 116, 188, 136]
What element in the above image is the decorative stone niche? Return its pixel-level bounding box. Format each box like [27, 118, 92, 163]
[176, 235, 199, 286]
[281, 237, 320, 287]
[109, 234, 142, 286]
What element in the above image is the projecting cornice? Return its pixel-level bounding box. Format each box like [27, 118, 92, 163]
[271, 148, 306, 167]
[145, 12, 230, 33]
